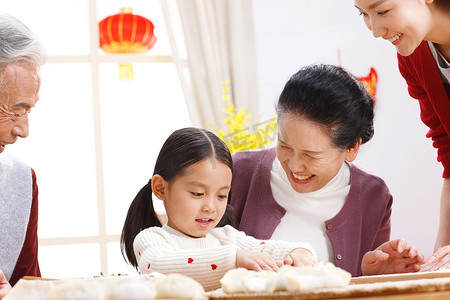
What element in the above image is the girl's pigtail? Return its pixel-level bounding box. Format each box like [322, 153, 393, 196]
[120, 180, 162, 267]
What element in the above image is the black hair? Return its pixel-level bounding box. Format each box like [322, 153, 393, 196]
[276, 64, 374, 150]
[435, 0, 450, 9]
[120, 127, 236, 267]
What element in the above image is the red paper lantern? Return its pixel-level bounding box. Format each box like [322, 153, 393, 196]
[99, 8, 157, 80]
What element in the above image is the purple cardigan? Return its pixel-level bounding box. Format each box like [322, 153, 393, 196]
[230, 148, 392, 276]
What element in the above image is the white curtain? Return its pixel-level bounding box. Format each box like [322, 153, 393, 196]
[161, 0, 259, 129]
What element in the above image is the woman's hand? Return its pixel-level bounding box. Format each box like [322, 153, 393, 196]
[283, 248, 317, 267]
[361, 239, 424, 275]
[0, 269, 12, 299]
[420, 245, 450, 272]
[236, 249, 282, 272]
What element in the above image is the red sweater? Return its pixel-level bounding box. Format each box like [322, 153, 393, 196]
[398, 41, 450, 177]
[9, 169, 41, 286]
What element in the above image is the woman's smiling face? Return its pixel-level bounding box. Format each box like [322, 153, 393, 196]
[354, 0, 433, 56]
[276, 114, 359, 194]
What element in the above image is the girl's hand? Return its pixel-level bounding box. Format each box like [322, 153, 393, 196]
[420, 245, 450, 272]
[283, 248, 317, 267]
[361, 239, 424, 275]
[236, 249, 282, 272]
[0, 269, 12, 299]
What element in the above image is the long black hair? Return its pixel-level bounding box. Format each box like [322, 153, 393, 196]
[276, 64, 374, 150]
[120, 127, 235, 267]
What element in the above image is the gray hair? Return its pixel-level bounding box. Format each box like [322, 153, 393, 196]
[0, 14, 46, 86]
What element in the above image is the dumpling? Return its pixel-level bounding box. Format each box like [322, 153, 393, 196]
[4, 279, 54, 300]
[275, 263, 351, 291]
[108, 279, 156, 300]
[46, 280, 105, 300]
[152, 274, 206, 299]
[220, 268, 277, 293]
[220, 262, 351, 294]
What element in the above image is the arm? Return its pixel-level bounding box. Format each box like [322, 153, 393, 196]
[134, 228, 236, 286]
[419, 178, 450, 271]
[435, 178, 450, 250]
[231, 226, 317, 269]
[9, 169, 41, 286]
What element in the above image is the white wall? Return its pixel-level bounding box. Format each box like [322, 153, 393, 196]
[253, 0, 442, 258]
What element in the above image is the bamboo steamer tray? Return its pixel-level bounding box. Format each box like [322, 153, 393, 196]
[208, 271, 450, 299]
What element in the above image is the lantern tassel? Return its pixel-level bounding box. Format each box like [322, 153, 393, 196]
[119, 64, 134, 81]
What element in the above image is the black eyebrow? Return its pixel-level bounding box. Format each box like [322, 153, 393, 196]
[355, 0, 388, 11]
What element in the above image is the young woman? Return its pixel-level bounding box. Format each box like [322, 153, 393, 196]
[354, 0, 450, 269]
[230, 64, 424, 277]
[120, 127, 317, 291]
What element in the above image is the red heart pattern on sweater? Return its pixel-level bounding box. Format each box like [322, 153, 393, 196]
[211, 264, 217, 270]
[260, 242, 265, 245]
[147, 263, 151, 269]
[188, 258, 194, 264]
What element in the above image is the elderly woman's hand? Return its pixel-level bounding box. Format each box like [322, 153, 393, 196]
[361, 239, 424, 275]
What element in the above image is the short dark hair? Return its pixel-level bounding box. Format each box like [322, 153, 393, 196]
[276, 64, 374, 150]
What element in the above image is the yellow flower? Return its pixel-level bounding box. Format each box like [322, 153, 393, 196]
[209, 98, 277, 154]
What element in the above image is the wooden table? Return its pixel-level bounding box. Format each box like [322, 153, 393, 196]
[351, 290, 450, 300]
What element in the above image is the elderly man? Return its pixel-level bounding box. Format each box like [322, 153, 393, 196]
[0, 14, 46, 296]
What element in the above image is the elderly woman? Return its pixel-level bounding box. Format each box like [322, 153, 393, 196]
[230, 64, 423, 277]
[0, 14, 45, 295]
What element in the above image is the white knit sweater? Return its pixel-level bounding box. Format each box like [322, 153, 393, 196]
[133, 225, 316, 291]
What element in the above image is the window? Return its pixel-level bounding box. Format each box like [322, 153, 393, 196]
[2, 0, 190, 278]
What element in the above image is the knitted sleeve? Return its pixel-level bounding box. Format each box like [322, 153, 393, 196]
[398, 48, 450, 177]
[133, 227, 237, 291]
[218, 226, 317, 262]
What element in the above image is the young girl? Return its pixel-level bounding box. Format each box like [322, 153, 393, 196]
[120, 127, 317, 292]
[354, 0, 450, 270]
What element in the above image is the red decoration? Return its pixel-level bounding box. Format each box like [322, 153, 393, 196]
[337, 49, 378, 100]
[358, 67, 378, 99]
[99, 8, 157, 80]
[188, 258, 194, 264]
[211, 264, 217, 270]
